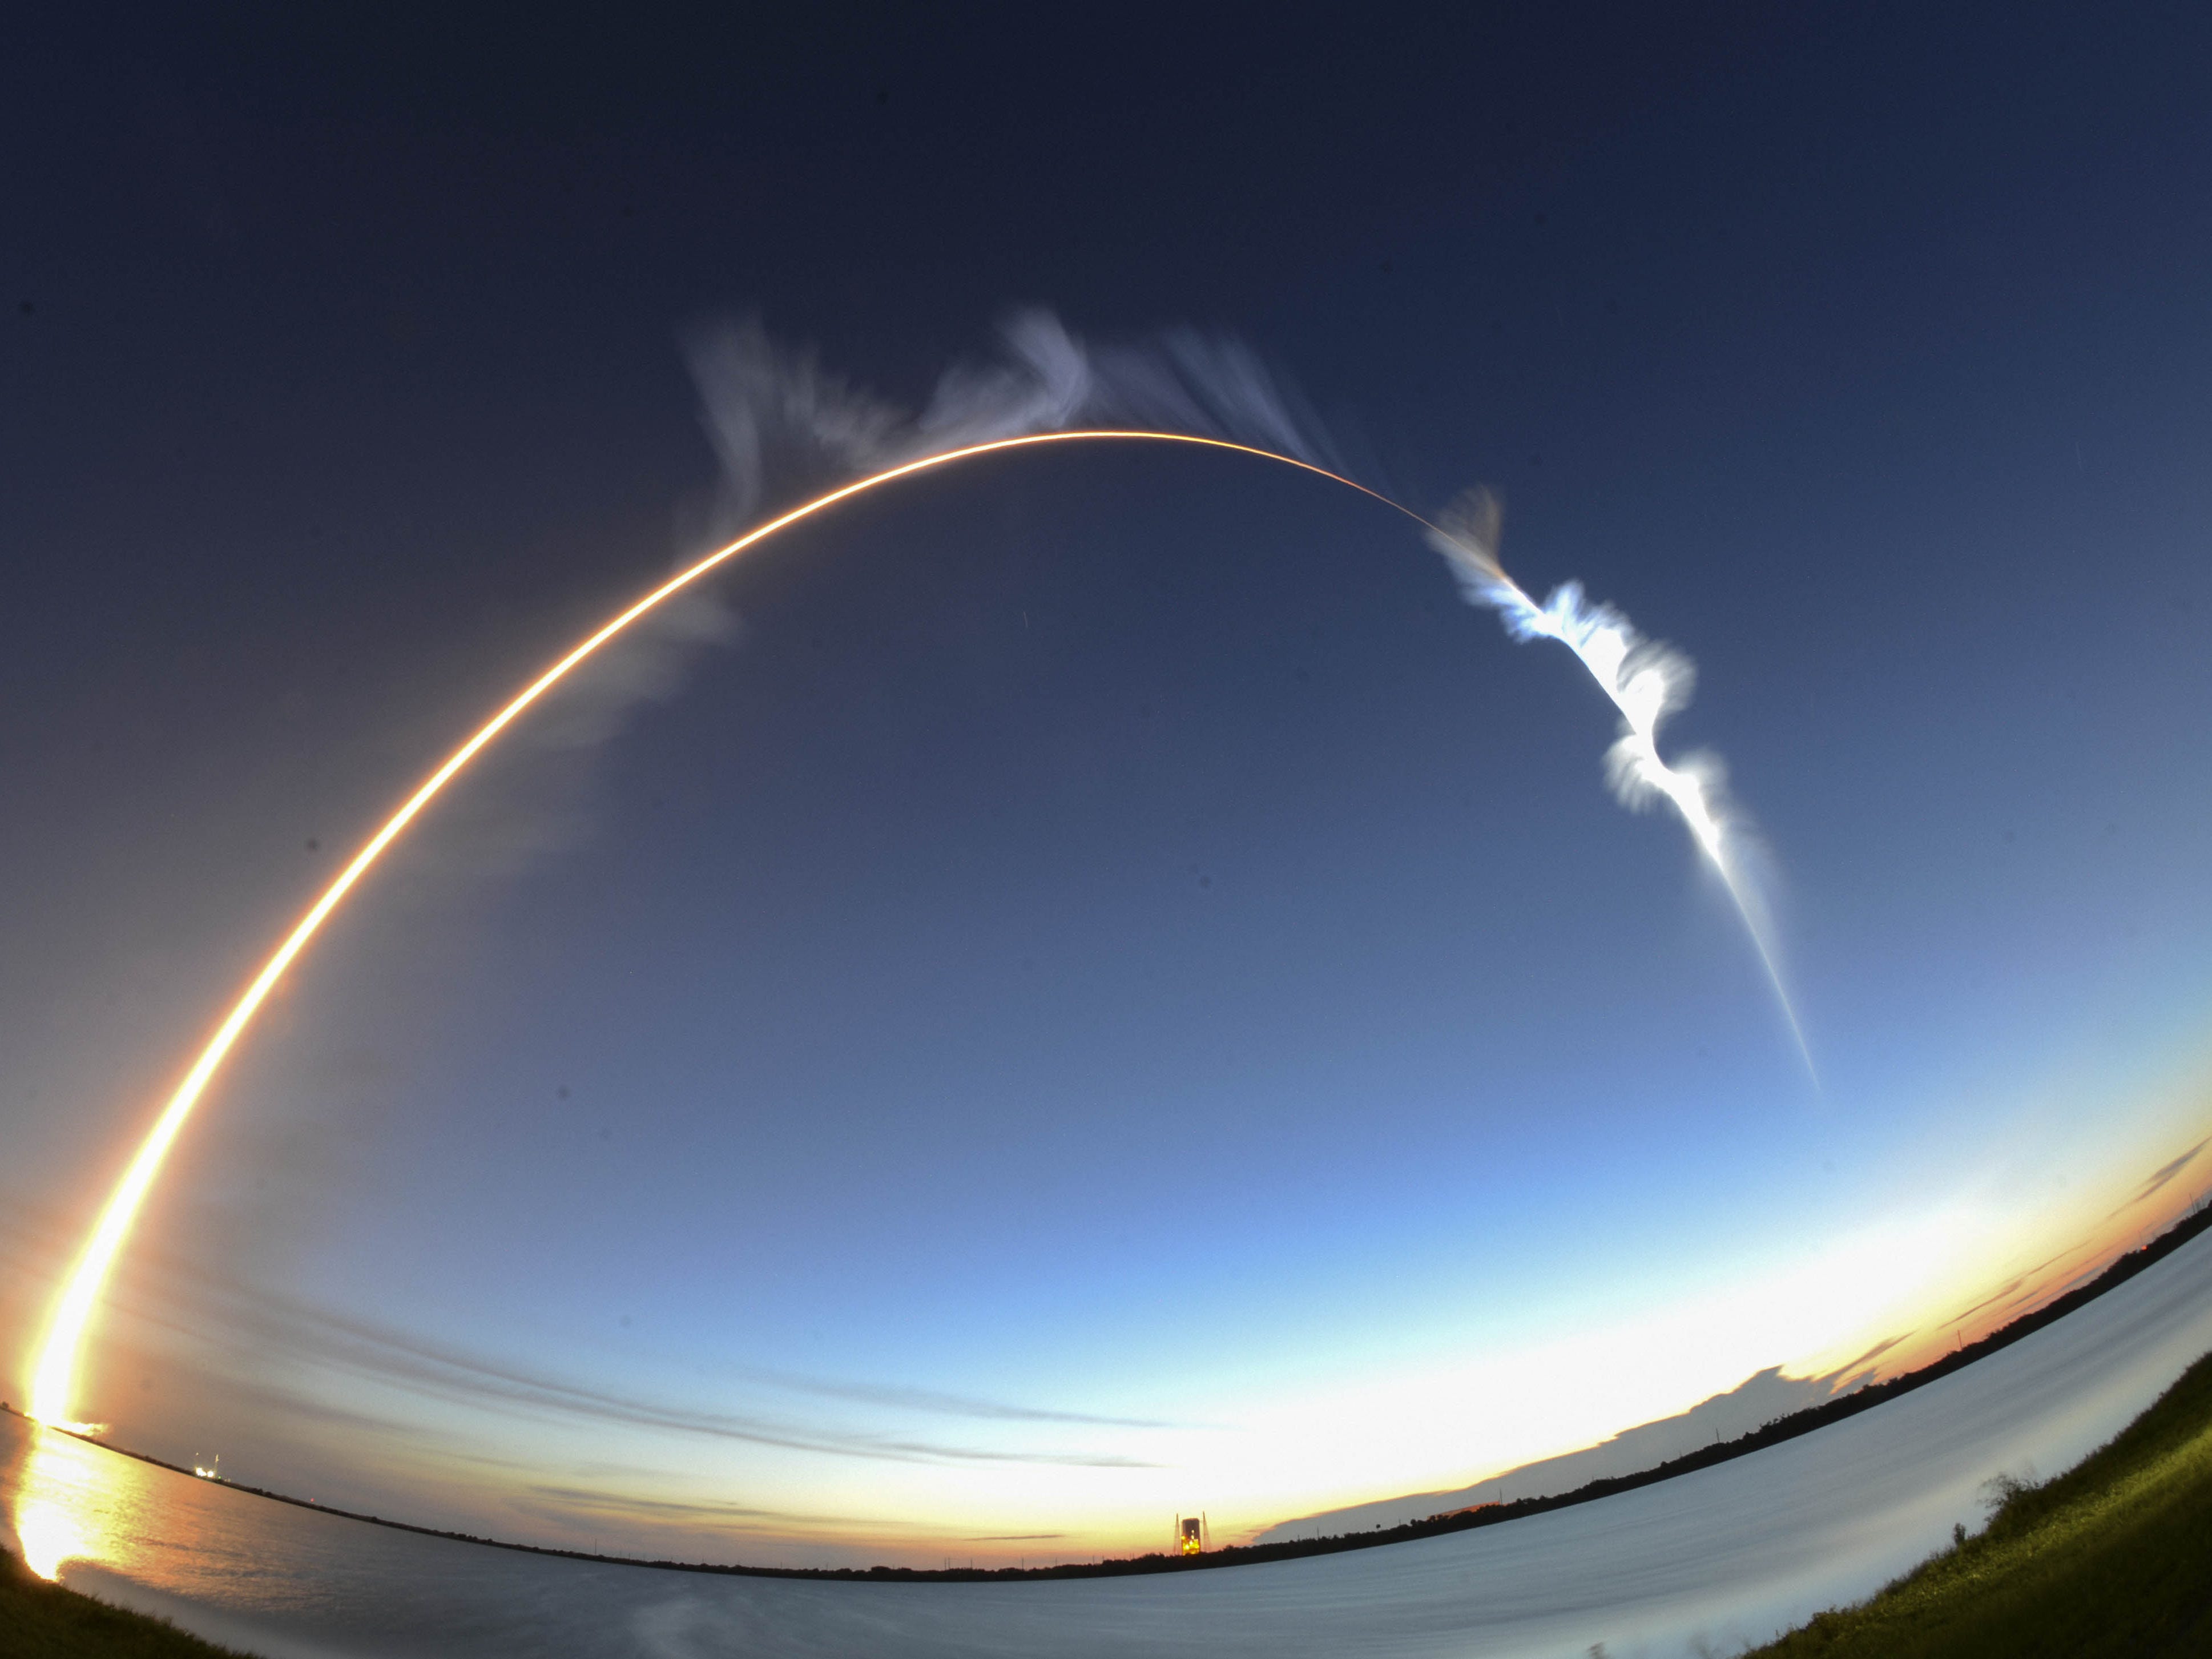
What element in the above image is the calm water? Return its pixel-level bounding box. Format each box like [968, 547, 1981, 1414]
[10, 1231, 2212, 1659]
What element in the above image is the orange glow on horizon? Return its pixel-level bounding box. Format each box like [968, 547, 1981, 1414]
[1864, 1153, 2212, 1383]
[25, 429, 1422, 1432]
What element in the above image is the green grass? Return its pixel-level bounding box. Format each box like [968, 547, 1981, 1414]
[1750, 1347, 2212, 1656]
[0, 1549, 257, 1658]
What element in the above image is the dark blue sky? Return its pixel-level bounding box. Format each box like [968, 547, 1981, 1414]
[6, 4, 2212, 1562]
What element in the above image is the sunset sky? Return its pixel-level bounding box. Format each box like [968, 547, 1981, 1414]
[5, 7, 2211, 1567]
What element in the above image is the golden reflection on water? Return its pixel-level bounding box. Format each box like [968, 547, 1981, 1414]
[10, 1421, 140, 1582]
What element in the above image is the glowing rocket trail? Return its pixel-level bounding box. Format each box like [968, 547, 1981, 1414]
[1427, 490, 1815, 1077]
[28, 439, 1806, 1433]
[25, 430, 1411, 1432]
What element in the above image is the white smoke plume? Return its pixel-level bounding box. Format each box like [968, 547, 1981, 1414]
[1428, 490, 1814, 1076]
[682, 309, 1335, 534]
[681, 317, 1807, 1070]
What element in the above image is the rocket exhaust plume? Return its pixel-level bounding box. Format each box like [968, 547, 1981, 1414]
[1427, 489, 1815, 1077]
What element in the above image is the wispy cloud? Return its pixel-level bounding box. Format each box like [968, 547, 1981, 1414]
[682, 308, 1337, 540]
[961, 1532, 1068, 1542]
[70, 1227, 1170, 1469]
[250, 1307, 1166, 1465]
[732, 1367, 1177, 1430]
[520, 1485, 899, 1533]
[2125, 1138, 2207, 1208]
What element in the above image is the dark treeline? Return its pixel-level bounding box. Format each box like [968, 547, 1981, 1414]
[10, 1198, 2209, 1583]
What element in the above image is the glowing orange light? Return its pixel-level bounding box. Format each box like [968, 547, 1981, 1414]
[26, 430, 1420, 1430]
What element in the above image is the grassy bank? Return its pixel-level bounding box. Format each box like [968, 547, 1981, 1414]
[0, 1550, 256, 1658]
[1750, 1347, 2212, 1656]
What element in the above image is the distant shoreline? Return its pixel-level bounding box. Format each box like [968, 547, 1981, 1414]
[10, 1199, 2209, 1584]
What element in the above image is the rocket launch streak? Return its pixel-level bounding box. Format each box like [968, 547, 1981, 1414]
[24, 432, 1408, 1431]
[27, 438, 1806, 1434]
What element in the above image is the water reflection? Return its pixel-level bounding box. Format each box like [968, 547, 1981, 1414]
[10, 1421, 135, 1582]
